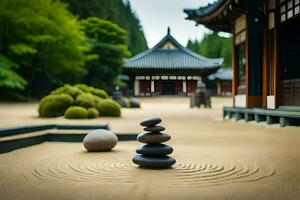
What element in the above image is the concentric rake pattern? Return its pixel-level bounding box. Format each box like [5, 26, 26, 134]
[32, 151, 275, 187]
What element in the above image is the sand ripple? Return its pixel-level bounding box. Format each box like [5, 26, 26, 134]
[32, 151, 275, 187]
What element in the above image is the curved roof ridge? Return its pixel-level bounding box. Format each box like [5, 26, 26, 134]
[126, 31, 223, 66]
[208, 68, 232, 80]
[124, 48, 153, 62]
[124, 32, 173, 63]
[179, 44, 224, 65]
[157, 33, 223, 66]
[184, 0, 229, 19]
[124, 28, 223, 72]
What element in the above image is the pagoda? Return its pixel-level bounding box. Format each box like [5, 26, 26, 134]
[124, 28, 223, 96]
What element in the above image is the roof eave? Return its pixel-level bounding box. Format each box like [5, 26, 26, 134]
[123, 65, 221, 76]
[184, 0, 246, 33]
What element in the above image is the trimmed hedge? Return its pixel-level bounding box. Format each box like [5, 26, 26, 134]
[51, 84, 83, 98]
[90, 88, 108, 99]
[96, 99, 121, 117]
[64, 106, 88, 119]
[38, 84, 121, 119]
[39, 94, 74, 117]
[74, 84, 91, 93]
[75, 93, 96, 108]
[87, 108, 99, 119]
[74, 84, 108, 99]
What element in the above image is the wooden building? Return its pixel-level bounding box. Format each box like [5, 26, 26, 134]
[208, 68, 233, 96]
[184, 0, 300, 126]
[124, 28, 223, 96]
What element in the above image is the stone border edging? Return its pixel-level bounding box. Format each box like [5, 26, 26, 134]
[0, 124, 137, 154]
[0, 124, 110, 137]
[0, 133, 137, 154]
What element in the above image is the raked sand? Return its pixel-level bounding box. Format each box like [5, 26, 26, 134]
[0, 97, 299, 200]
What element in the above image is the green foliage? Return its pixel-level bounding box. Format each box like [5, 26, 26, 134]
[90, 88, 108, 99]
[187, 32, 232, 67]
[87, 107, 99, 119]
[62, 0, 148, 55]
[51, 84, 83, 98]
[39, 93, 74, 117]
[0, 55, 27, 90]
[64, 106, 88, 119]
[75, 93, 96, 108]
[9, 44, 37, 56]
[74, 84, 91, 93]
[38, 84, 118, 119]
[96, 99, 121, 117]
[74, 84, 108, 98]
[0, 0, 88, 97]
[81, 17, 131, 90]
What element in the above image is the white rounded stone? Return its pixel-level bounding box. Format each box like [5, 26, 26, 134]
[83, 129, 118, 152]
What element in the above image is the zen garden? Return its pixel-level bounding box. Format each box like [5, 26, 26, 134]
[1, 0, 300, 200]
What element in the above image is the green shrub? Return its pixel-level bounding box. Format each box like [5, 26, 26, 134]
[74, 84, 92, 93]
[90, 88, 108, 99]
[51, 84, 83, 97]
[38, 84, 110, 118]
[94, 95, 104, 104]
[75, 84, 108, 98]
[87, 108, 99, 119]
[96, 99, 121, 117]
[75, 93, 96, 108]
[50, 86, 65, 95]
[64, 106, 88, 119]
[39, 93, 74, 117]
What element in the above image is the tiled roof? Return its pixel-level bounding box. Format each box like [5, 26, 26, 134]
[124, 30, 223, 73]
[208, 68, 232, 81]
[184, 0, 228, 20]
[183, 0, 239, 32]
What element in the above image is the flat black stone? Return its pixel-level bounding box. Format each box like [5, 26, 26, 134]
[143, 125, 165, 132]
[136, 144, 173, 156]
[140, 117, 162, 127]
[132, 155, 176, 168]
[137, 132, 171, 144]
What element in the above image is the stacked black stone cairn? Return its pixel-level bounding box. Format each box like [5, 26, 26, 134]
[132, 117, 176, 168]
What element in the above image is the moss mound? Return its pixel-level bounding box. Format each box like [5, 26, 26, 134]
[38, 84, 119, 119]
[75, 93, 96, 108]
[96, 99, 121, 117]
[74, 84, 108, 99]
[51, 84, 83, 98]
[39, 94, 74, 117]
[74, 84, 91, 93]
[90, 88, 108, 99]
[64, 106, 88, 119]
[87, 108, 99, 119]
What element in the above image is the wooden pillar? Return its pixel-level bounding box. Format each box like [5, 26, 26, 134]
[217, 82, 221, 96]
[262, 29, 268, 108]
[245, 21, 249, 106]
[232, 33, 237, 107]
[151, 80, 155, 93]
[183, 80, 187, 94]
[245, 0, 264, 108]
[134, 79, 139, 96]
[274, 0, 281, 108]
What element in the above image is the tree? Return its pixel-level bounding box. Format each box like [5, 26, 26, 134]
[187, 32, 232, 67]
[0, 55, 27, 90]
[81, 17, 131, 90]
[62, 0, 148, 55]
[0, 0, 88, 97]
